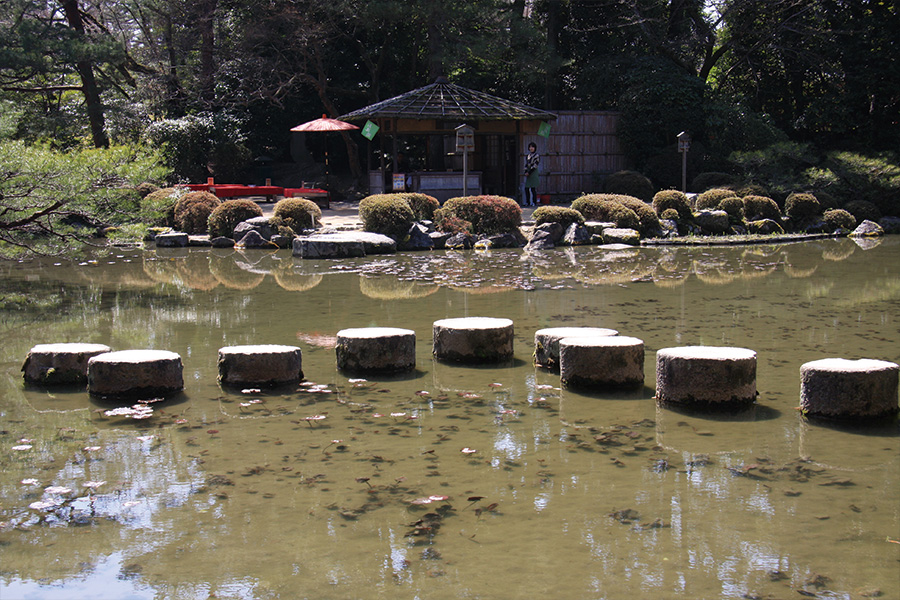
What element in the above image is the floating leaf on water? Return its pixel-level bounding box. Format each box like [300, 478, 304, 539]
[348, 378, 367, 384]
[304, 415, 327, 421]
[83, 480, 106, 489]
[241, 388, 262, 394]
[11, 445, 32, 451]
[371, 413, 385, 418]
[206, 429, 219, 435]
[18, 438, 33, 443]
[411, 497, 433, 505]
[390, 412, 407, 418]
[83, 446, 102, 452]
[488, 383, 503, 388]
[461, 447, 477, 454]
[20, 478, 40, 485]
[415, 390, 431, 397]
[428, 495, 449, 502]
[535, 384, 554, 390]
[45, 486, 72, 495]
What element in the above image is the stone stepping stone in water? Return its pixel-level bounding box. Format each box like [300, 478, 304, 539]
[217, 345, 304, 387]
[655, 346, 757, 410]
[88, 349, 183, 400]
[23, 343, 112, 385]
[800, 358, 899, 420]
[433, 317, 514, 364]
[292, 232, 396, 259]
[534, 327, 619, 372]
[559, 335, 644, 390]
[336, 327, 416, 373]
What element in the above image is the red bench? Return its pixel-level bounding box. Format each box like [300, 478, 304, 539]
[284, 188, 330, 210]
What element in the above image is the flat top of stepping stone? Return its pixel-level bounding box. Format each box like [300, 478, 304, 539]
[434, 317, 513, 329]
[30, 343, 111, 353]
[90, 349, 181, 363]
[561, 335, 642, 347]
[536, 327, 618, 337]
[337, 327, 415, 338]
[802, 358, 898, 372]
[219, 345, 301, 354]
[659, 346, 755, 360]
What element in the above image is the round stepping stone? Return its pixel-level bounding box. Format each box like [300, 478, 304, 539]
[559, 336, 644, 390]
[656, 346, 757, 409]
[218, 345, 303, 387]
[88, 350, 183, 399]
[800, 358, 898, 420]
[433, 317, 514, 364]
[534, 327, 618, 372]
[336, 327, 416, 373]
[23, 343, 111, 385]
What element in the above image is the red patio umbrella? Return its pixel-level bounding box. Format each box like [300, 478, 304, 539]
[291, 115, 359, 193]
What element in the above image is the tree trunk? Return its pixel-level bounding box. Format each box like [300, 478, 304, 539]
[198, 0, 218, 105]
[59, 0, 109, 148]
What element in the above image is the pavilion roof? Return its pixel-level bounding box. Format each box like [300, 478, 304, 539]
[340, 77, 556, 122]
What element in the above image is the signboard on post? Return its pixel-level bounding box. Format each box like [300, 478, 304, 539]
[456, 124, 475, 196]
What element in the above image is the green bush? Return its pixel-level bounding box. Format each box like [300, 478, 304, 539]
[823, 209, 856, 231]
[784, 193, 822, 219]
[652, 190, 691, 220]
[660, 208, 679, 221]
[736, 184, 770, 199]
[814, 190, 840, 211]
[274, 198, 322, 231]
[440, 195, 521, 235]
[602, 170, 655, 202]
[615, 195, 661, 235]
[141, 186, 187, 227]
[359, 194, 416, 238]
[173, 191, 221, 234]
[696, 188, 738, 211]
[532, 206, 585, 229]
[842, 200, 882, 223]
[136, 182, 160, 198]
[691, 172, 737, 193]
[208, 199, 264, 238]
[399, 193, 440, 221]
[718, 196, 744, 219]
[571, 194, 640, 230]
[433, 210, 473, 235]
[742, 196, 782, 221]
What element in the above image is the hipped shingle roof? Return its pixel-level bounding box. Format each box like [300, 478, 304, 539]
[340, 77, 556, 122]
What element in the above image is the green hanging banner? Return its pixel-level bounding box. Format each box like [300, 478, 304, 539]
[537, 121, 551, 138]
[361, 120, 379, 140]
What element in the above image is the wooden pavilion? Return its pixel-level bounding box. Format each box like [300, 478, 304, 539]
[340, 77, 557, 202]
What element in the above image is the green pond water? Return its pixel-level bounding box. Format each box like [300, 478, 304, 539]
[0, 237, 898, 600]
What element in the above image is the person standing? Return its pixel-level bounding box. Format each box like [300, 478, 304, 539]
[524, 142, 540, 207]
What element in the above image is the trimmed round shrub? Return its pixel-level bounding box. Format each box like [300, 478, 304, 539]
[823, 209, 856, 231]
[136, 182, 160, 198]
[532, 206, 584, 229]
[736, 184, 770, 198]
[400, 193, 440, 221]
[274, 198, 322, 231]
[441, 195, 521, 235]
[571, 195, 640, 230]
[695, 188, 738, 211]
[652, 190, 692, 220]
[359, 194, 416, 239]
[784, 193, 821, 219]
[718, 196, 744, 219]
[742, 195, 782, 221]
[814, 190, 840, 211]
[660, 208, 679, 221]
[603, 170, 654, 202]
[141, 186, 187, 227]
[434, 209, 473, 235]
[843, 199, 882, 223]
[208, 199, 264, 239]
[615, 195, 661, 235]
[691, 172, 737, 192]
[173, 191, 221, 234]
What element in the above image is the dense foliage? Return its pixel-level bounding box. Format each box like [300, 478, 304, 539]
[273, 198, 322, 231]
[359, 194, 416, 239]
[173, 191, 221, 234]
[532, 206, 584, 229]
[208, 199, 264, 239]
[439, 196, 521, 235]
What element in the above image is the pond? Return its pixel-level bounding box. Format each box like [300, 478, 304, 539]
[0, 237, 898, 600]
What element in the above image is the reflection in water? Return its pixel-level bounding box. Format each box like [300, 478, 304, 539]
[0, 237, 897, 599]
